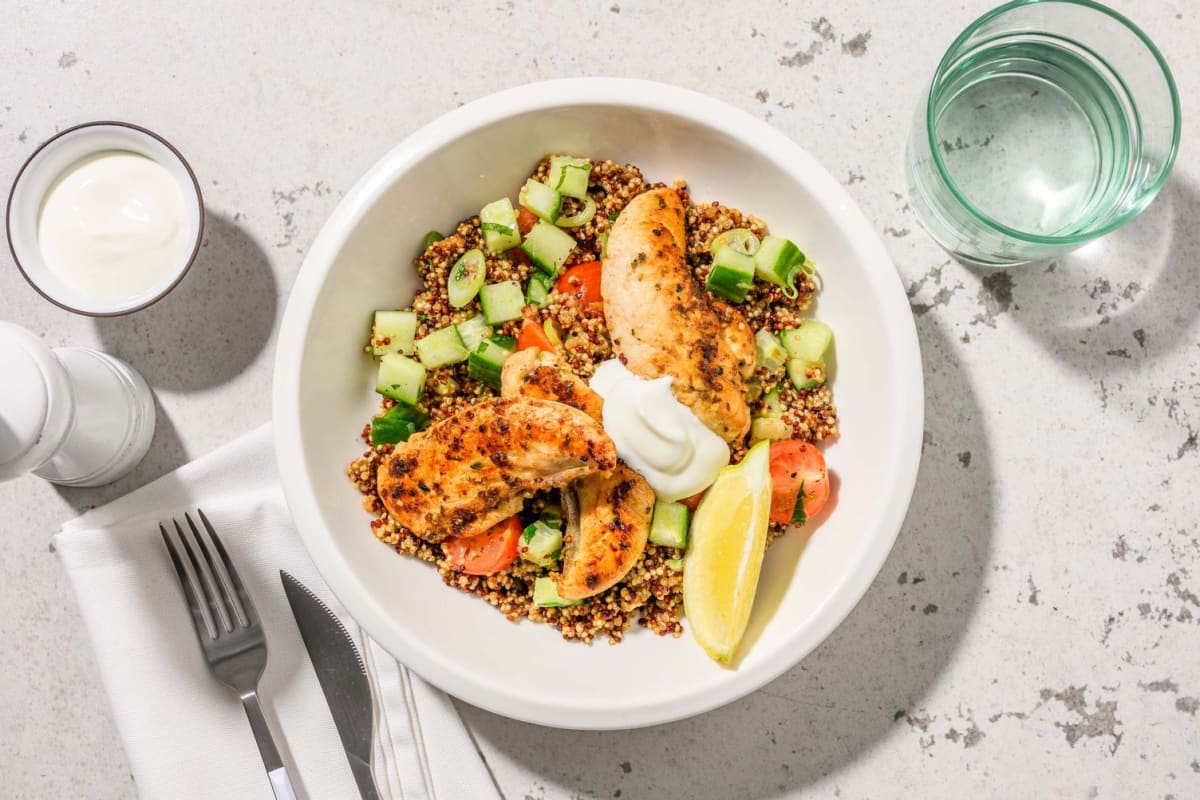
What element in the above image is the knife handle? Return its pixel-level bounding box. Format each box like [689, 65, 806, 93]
[242, 691, 298, 800]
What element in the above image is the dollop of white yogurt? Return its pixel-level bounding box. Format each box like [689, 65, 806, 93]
[38, 151, 190, 302]
[589, 359, 729, 501]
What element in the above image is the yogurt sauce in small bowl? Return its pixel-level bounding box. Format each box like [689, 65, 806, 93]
[6, 122, 204, 316]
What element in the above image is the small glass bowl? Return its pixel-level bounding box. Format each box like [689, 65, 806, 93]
[6, 121, 205, 316]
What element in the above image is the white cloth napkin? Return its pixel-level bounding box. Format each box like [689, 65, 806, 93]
[54, 423, 500, 800]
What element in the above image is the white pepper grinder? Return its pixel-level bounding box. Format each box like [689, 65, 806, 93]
[0, 321, 155, 486]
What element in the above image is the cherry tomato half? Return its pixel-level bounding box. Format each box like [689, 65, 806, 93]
[442, 515, 523, 575]
[768, 440, 830, 525]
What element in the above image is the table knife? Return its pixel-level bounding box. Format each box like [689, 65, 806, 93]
[280, 571, 380, 800]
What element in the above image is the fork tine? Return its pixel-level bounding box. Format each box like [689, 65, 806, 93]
[175, 518, 234, 634]
[160, 523, 219, 640]
[188, 510, 251, 628]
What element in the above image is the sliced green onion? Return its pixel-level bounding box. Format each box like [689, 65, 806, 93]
[555, 196, 596, 229]
[711, 228, 760, 256]
[447, 249, 486, 309]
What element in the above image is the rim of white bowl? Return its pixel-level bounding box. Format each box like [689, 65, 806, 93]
[273, 77, 924, 730]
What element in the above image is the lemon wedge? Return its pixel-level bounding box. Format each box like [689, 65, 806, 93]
[683, 439, 772, 663]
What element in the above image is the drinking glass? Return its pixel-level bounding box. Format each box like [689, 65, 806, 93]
[906, 0, 1180, 267]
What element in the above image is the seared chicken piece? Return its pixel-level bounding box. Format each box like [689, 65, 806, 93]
[711, 299, 757, 380]
[500, 348, 605, 421]
[377, 397, 616, 542]
[602, 188, 752, 443]
[501, 349, 654, 599]
[557, 464, 655, 600]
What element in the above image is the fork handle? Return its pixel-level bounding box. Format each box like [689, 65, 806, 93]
[241, 691, 298, 800]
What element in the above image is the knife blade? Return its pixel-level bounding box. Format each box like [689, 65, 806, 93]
[280, 571, 380, 800]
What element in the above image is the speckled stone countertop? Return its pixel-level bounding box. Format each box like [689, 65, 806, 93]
[1, 2, 1197, 798]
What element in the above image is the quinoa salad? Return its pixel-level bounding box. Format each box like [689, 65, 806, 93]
[348, 154, 838, 645]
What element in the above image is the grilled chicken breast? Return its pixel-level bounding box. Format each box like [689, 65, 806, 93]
[377, 397, 616, 542]
[602, 188, 752, 443]
[499, 348, 605, 421]
[557, 464, 655, 600]
[501, 349, 654, 599]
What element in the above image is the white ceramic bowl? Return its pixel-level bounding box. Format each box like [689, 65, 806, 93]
[274, 78, 923, 730]
[6, 122, 204, 316]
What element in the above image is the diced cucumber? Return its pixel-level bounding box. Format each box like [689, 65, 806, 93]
[521, 220, 576, 277]
[519, 179, 563, 223]
[467, 338, 514, 388]
[706, 244, 756, 303]
[648, 500, 690, 549]
[555, 196, 596, 228]
[447, 249, 486, 309]
[745, 377, 764, 403]
[480, 198, 521, 253]
[760, 387, 783, 418]
[533, 576, 582, 608]
[370, 403, 431, 445]
[755, 235, 805, 295]
[665, 557, 684, 572]
[547, 156, 592, 199]
[455, 314, 489, 352]
[525, 273, 551, 308]
[479, 280, 526, 325]
[375, 353, 426, 405]
[520, 521, 563, 567]
[780, 321, 833, 362]
[711, 228, 760, 256]
[754, 329, 788, 372]
[415, 325, 469, 368]
[750, 416, 792, 443]
[421, 230, 444, 251]
[787, 358, 824, 391]
[370, 310, 417, 357]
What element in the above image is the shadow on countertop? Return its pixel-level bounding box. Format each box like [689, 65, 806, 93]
[987, 177, 1200, 376]
[460, 312, 995, 799]
[93, 210, 277, 392]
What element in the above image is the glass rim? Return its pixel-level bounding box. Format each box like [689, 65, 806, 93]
[924, 0, 1181, 246]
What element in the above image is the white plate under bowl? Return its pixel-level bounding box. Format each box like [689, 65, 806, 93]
[273, 78, 923, 730]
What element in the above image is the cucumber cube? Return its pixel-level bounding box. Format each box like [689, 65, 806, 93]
[648, 500, 690, 549]
[705, 244, 756, 303]
[479, 280, 526, 325]
[480, 198, 521, 253]
[370, 310, 417, 356]
[754, 329, 788, 372]
[375, 353, 426, 405]
[519, 179, 563, 223]
[533, 576, 582, 608]
[521, 220, 576, 277]
[547, 156, 592, 199]
[780, 321, 833, 362]
[415, 325, 469, 368]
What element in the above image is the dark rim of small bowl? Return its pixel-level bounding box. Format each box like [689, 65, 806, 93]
[5, 120, 206, 317]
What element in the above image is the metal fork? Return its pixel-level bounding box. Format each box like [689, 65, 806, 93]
[160, 510, 297, 800]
